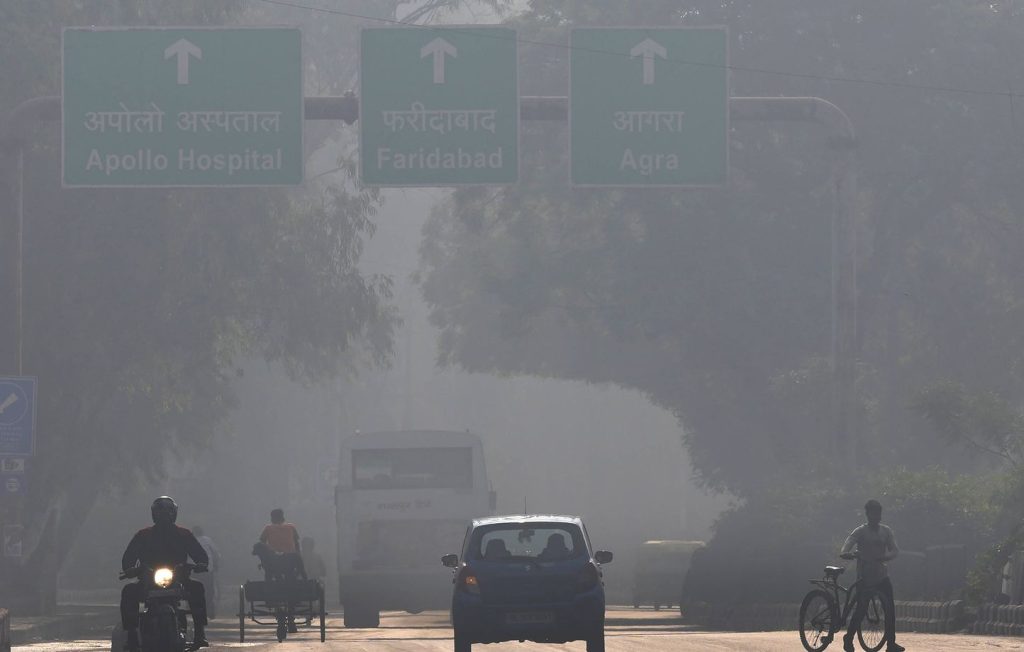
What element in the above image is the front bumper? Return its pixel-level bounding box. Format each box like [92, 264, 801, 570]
[452, 591, 604, 644]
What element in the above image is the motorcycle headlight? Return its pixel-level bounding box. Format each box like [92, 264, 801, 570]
[153, 567, 174, 588]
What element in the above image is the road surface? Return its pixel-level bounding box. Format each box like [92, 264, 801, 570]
[16, 607, 1024, 651]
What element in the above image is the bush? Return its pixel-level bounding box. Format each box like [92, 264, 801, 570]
[683, 468, 1008, 606]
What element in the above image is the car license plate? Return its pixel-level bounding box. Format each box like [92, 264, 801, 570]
[504, 611, 554, 625]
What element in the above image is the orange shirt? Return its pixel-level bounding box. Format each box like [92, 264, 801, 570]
[260, 523, 299, 553]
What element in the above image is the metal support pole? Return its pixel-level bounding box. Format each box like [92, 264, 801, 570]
[1, 97, 59, 378]
[833, 152, 859, 467]
[3, 92, 859, 464]
[0, 157, 19, 377]
[0, 97, 58, 614]
[727, 98, 859, 464]
[15, 146, 23, 376]
[518, 96, 858, 463]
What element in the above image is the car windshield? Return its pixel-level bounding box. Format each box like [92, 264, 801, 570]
[469, 523, 586, 562]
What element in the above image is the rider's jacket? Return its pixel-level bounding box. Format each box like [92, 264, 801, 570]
[122, 524, 210, 573]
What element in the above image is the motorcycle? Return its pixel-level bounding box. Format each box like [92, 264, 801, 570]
[118, 562, 207, 652]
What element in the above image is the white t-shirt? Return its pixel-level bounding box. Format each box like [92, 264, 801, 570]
[196, 534, 220, 572]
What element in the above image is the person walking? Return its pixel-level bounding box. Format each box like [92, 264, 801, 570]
[192, 525, 221, 619]
[301, 536, 327, 584]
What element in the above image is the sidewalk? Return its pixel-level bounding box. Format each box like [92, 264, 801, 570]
[10, 605, 118, 646]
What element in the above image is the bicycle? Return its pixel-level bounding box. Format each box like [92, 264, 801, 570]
[798, 554, 887, 652]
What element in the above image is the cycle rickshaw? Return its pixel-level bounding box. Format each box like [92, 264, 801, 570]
[238, 543, 326, 643]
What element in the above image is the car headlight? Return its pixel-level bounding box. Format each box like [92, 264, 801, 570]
[153, 567, 174, 588]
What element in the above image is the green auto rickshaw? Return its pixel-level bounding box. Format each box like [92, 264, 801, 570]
[632, 540, 705, 610]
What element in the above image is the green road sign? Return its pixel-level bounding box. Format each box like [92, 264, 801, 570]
[571, 28, 728, 187]
[63, 28, 302, 187]
[360, 27, 518, 186]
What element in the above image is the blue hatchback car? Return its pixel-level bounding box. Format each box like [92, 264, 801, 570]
[443, 515, 613, 652]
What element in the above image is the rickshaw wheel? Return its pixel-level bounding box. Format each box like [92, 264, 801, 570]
[276, 614, 288, 642]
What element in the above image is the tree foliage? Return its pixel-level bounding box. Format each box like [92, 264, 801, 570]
[913, 381, 1024, 467]
[682, 465, 1013, 604]
[0, 0, 401, 607]
[421, 1, 1024, 494]
[418, 1, 1024, 601]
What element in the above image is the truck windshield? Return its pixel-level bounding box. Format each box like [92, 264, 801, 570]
[352, 447, 473, 490]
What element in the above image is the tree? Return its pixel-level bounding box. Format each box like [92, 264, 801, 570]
[0, 0, 406, 612]
[912, 382, 1024, 600]
[421, 1, 1024, 495]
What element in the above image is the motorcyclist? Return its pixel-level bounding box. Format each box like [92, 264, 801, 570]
[120, 496, 210, 650]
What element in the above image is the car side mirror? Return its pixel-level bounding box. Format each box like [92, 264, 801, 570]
[594, 550, 613, 564]
[442, 554, 459, 568]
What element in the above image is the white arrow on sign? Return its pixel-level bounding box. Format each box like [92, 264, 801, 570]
[0, 393, 16, 414]
[420, 37, 457, 84]
[630, 38, 667, 85]
[164, 38, 203, 85]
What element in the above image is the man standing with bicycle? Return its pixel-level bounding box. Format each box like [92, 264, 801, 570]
[841, 499, 903, 652]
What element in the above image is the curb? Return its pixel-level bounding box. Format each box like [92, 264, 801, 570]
[894, 600, 964, 633]
[1, 608, 10, 652]
[972, 603, 1024, 636]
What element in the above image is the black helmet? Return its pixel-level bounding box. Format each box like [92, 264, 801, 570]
[151, 496, 178, 526]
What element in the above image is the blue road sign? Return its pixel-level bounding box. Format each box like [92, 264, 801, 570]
[1, 473, 27, 496]
[3, 524, 24, 557]
[0, 458, 24, 473]
[0, 377, 36, 457]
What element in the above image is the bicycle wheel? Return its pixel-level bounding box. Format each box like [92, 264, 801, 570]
[799, 589, 836, 652]
[856, 591, 886, 652]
